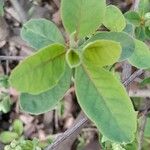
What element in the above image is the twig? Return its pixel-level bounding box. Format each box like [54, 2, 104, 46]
[129, 89, 150, 97]
[138, 111, 147, 150]
[0, 56, 25, 61]
[10, 0, 28, 23]
[122, 61, 132, 90]
[122, 62, 132, 82]
[53, 0, 60, 8]
[45, 69, 144, 150]
[138, 98, 150, 150]
[45, 116, 88, 150]
[123, 69, 144, 87]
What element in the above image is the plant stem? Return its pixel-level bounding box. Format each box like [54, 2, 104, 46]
[45, 113, 88, 150]
[123, 69, 143, 87]
[0, 56, 25, 61]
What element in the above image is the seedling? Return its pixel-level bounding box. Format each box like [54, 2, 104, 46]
[8, 0, 150, 146]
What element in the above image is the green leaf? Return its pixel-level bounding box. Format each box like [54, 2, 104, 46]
[83, 32, 135, 61]
[138, 0, 150, 16]
[75, 66, 137, 143]
[145, 27, 150, 38]
[103, 5, 126, 32]
[124, 141, 138, 150]
[0, 95, 11, 113]
[12, 119, 24, 136]
[21, 140, 41, 150]
[0, 75, 9, 88]
[21, 19, 64, 49]
[112, 143, 125, 150]
[128, 39, 150, 69]
[135, 27, 147, 41]
[19, 65, 72, 115]
[124, 11, 141, 26]
[144, 117, 150, 137]
[9, 44, 66, 94]
[66, 49, 81, 68]
[83, 40, 121, 67]
[61, 0, 106, 38]
[0, 132, 18, 144]
[0, 0, 4, 16]
[140, 77, 150, 86]
[123, 23, 134, 35]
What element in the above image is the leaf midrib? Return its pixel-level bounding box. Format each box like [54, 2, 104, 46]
[75, 0, 84, 37]
[82, 65, 130, 141]
[24, 27, 58, 44]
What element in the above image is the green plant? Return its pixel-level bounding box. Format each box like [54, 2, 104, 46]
[0, 119, 48, 150]
[125, 0, 150, 40]
[0, 119, 24, 144]
[4, 139, 43, 150]
[8, 0, 150, 146]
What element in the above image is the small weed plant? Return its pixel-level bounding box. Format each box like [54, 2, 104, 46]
[2, 0, 150, 148]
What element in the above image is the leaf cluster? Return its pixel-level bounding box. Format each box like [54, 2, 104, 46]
[8, 0, 150, 145]
[125, 0, 150, 40]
